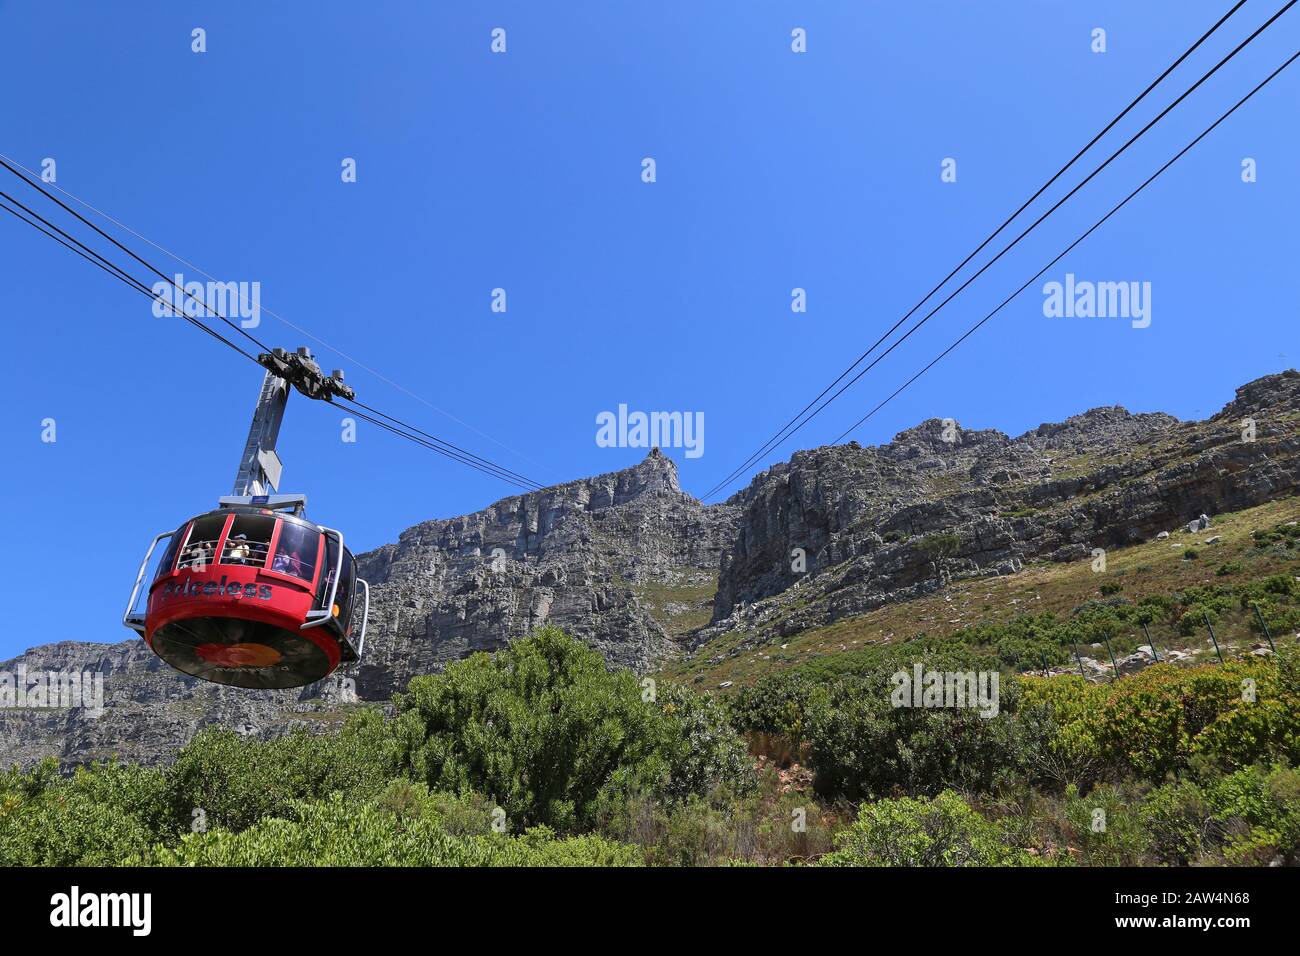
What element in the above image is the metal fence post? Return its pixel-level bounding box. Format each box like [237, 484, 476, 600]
[1202, 610, 1225, 664]
[1102, 631, 1120, 681]
[1252, 603, 1276, 653]
[1141, 621, 1160, 662]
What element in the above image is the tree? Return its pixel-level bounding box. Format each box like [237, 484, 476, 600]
[918, 533, 962, 586]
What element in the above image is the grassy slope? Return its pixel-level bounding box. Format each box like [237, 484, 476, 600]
[662, 496, 1300, 690]
[630, 574, 719, 637]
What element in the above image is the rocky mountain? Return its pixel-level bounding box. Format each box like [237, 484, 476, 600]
[705, 370, 1300, 648]
[351, 447, 735, 697]
[2, 370, 1297, 769]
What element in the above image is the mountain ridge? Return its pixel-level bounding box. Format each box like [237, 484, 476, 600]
[2, 369, 1297, 769]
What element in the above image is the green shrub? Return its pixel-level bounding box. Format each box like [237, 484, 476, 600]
[917, 534, 961, 561]
[653, 683, 753, 802]
[0, 761, 165, 866]
[394, 628, 752, 831]
[1139, 780, 1215, 865]
[1063, 783, 1148, 866]
[165, 707, 401, 834]
[1021, 656, 1300, 782]
[596, 781, 836, 867]
[1204, 764, 1300, 866]
[137, 788, 642, 867]
[820, 791, 1041, 867]
[729, 672, 818, 741]
[802, 670, 1051, 801]
[1178, 603, 1215, 635]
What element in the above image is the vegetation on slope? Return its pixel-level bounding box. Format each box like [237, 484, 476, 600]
[1, 617, 1297, 866]
[666, 498, 1300, 688]
[2, 502, 1298, 867]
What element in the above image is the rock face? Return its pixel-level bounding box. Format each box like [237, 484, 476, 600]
[704, 370, 1300, 646]
[2, 371, 1298, 769]
[351, 448, 737, 699]
[0, 639, 357, 769]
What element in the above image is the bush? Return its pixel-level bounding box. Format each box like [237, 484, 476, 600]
[820, 791, 1041, 867]
[728, 672, 818, 741]
[1178, 603, 1215, 635]
[728, 639, 1060, 801]
[0, 761, 166, 866]
[393, 627, 752, 831]
[165, 707, 401, 834]
[136, 787, 643, 867]
[1248, 596, 1300, 638]
[653, 683, 753, 802]
[595, 775, 838, 867]
[1063, 783, 1148, 866]
[1137, 763, 1300, 867]
[1204, 764, 1300, 866]
[1139, 780, 1214, 865]
[802, 670, 1051, 801]
[1021, 655, 1300, 782]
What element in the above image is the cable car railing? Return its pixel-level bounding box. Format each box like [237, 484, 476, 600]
[176, 539, 224, 571]
[220, 540, 272, 566]
[355, 579, 370, 657]
[302, 527, 345, 630]
[123, 530, 176, 633]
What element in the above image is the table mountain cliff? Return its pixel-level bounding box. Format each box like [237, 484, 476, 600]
[2, 370, 1297, 769]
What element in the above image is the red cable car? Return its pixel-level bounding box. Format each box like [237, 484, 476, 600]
[123, 347, 370, 689]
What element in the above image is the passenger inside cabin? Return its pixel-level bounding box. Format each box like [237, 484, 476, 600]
[273, 549, 303, 577]
[226, 533, 252, 565]
[271, 522, 317, 581]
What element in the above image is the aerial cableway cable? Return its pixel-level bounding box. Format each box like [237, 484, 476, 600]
[0, 149, 558, 482]
[830, 50, 1300, 446]
[0, 187, 545, 491]
[336, 403, 543, 491]
[0, 155, 272, 356]
[0, 191, 263, 363]
[336, 396, 544, 490]
[749, 0, 1295, 467]
[700, 0, 1279, 501]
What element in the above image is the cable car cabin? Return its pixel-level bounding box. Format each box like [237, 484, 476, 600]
[123, 507, 369, 689]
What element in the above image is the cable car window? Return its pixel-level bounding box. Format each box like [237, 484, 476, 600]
[317, 533, 339, 605]
[177, 514, 227, 570]
[221, 515, 275, 567]
[152, 523, 187, 581]
[271, 521, 318, 582]
[336, 550, 355, 620]
[316, 537, 354, 621]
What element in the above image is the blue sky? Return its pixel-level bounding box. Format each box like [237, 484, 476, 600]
[1, 0, 1296, 657]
